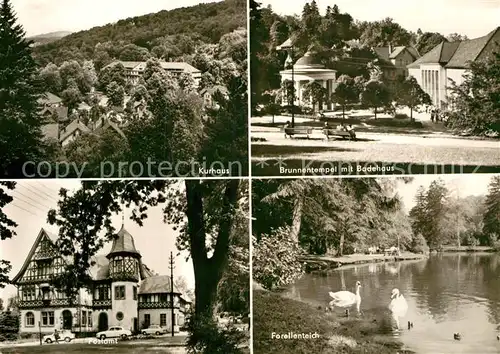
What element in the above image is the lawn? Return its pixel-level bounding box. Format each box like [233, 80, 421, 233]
[253, 289, 414, 354]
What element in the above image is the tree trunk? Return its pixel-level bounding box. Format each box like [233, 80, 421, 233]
[185, 179, 240, 319]
[410, 106, 413, 121]
[289, 197, 304, 244]
[342, 104, 345, 119]
[339, 231, 345, 256]
[374, 107, 377, 119]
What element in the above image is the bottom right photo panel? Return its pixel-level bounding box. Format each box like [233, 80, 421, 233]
[252, 175, 500, 354]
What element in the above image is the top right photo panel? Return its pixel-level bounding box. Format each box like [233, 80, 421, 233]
[250, 0, 500, 176]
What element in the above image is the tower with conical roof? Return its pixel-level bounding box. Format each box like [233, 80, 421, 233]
[107, 225, 141, 332]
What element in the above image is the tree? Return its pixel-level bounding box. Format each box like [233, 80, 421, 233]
[0, 0, 45, 176]
[61, 78, 82, 112]
[40, 63, 63, 94]
[358, 18, 413, 47]
[302, 80, 327, 113]
[484, 176, 500, 238]
[106, 81, 125, 108]
[0, 182, 16, 288]
[98, 63, 126, 91]
[332, 75, 357, 118]
[447, 47, 500, 135]
[47, 180, 244, 324]
[447, 33, 468, 42]
[360, 79, 391, 119]
[416, 32, 447, 55]
[119, 44, 150, 61]
[395, 76, 432, 120]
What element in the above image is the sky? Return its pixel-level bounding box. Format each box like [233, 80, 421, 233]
[13, 0, 222, 36]
[0, 180, 195, 304]
[395, 174, 494, 212]
[260, 0, 500, 38]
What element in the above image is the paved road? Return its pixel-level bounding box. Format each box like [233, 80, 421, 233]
[252, 128, 500, 169]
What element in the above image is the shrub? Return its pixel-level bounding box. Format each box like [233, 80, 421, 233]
[186, 314, 247, 354]
[410, 233, 429, 254]
[252, 226, 303, 290]
[0, 311, 20, 342]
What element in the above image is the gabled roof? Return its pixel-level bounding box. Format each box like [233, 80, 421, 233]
[276, 37, 293, 50]
[104, 60, 201, 73]
[138, 275, 181, 295]
[96, 120, 127, 140]
[38, 92, 62, 105]
[445, 27, 499, 68]
[40, 106, 69, 122]
[408, 27, 500, 69]
[374, 46, 420, 62]
[11, 228, 70, 284]
[59, 119, 91, 142]
[41, 123, 59, 140]
[107, 225, 141, 258]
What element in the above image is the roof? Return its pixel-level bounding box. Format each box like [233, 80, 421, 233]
[276, 37, 293, 50]
[41, 106, 68, 122]
[59, 119, 91, 142]
[408, 27, 500, 69]
[445, 27, 499, 68]
[11, 228, 71, 283]
[96, 120, 127, 140]
[374, 46, 420, 62]
[138, 275, 182, 295]
[105, 60, 200, 73]
[38, 92, 62, 105]
[78, 102, 91, 110]
[41, 123, 59, 140]
[107, 225, 141, 258]
[294, 51, 325, 69]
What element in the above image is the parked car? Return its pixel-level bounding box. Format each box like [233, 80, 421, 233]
[43, 330, 75, 343]
[141, 324, 167, 335]
[96, 326, 132, 340]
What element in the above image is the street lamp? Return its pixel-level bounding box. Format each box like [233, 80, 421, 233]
[277, 42, 296, 128]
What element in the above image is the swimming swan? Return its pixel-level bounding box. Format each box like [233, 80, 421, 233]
[329, 281, 361, 316]
[388, 288, 408, 329]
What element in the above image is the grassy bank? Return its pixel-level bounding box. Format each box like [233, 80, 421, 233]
[253, 290, 413, 354]
[437, 246, 495, 252]
[301, 253, 426, 272]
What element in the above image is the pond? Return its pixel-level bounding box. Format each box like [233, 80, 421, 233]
[283, 253, 500, 353]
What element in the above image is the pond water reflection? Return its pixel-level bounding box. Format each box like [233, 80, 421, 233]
[283, 253, 500, 353]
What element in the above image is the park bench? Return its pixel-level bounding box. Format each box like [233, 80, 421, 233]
[323, 128, 356, 141]
[284, 127, 313, 139]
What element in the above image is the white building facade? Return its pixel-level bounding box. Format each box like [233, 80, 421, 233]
[408, 27, 500, 109]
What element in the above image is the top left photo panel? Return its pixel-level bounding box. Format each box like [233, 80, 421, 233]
[0, 0, 248, 179]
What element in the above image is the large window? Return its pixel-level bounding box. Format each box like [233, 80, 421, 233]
[82, 310, 87, 326]
[160, 314, 166, 327]
[133, 286, 137, 300]
[41, 311, 54, 326]
[115, 285, 125, 300]
[88, 312, 92, 327]
[144, 314, 150, 328]
[96, 285, 110, 300]
[25, 312, 35, 327]
[22, 286, 36, 301]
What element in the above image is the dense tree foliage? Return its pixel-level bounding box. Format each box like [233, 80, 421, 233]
[446, 46, 500, 135]
[0, 182, 16, 288]
[394, 76, 432, 120]
[32, 0, 246, 66]
[0, 0, 47, 176]
[409, 178, 491, 248]
[484, 176, 500, 241]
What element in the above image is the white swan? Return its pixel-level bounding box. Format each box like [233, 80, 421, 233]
[329, 281, 361, 316]
[388, 288, 408, 329]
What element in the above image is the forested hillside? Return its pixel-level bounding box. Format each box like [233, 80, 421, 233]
[33, 0, 247, 66]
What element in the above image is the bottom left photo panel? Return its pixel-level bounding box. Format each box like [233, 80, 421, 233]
[0, 179, 250, 354]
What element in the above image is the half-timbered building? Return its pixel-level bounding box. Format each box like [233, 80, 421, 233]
[11, 227, 191, 335]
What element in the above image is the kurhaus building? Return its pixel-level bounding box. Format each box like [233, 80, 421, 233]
[11, 227, 191, 335]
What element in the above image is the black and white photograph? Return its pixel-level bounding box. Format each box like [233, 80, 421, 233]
[252, 174, 500, 353]
[0, 179, 250, 353]
[0, 0, 248, 178]
[250, 0, 500, 176]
